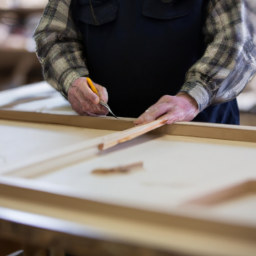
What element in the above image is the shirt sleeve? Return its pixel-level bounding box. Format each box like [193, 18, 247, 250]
[33, 0, 88, 98]
[180, 0, 256, 111]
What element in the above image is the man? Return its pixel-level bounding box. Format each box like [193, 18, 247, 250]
[34, 0, 256, 125]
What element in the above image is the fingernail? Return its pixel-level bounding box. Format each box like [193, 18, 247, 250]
[134, 119, 141, 125]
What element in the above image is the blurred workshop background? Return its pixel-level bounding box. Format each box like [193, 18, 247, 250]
[0, 0, 256, 125]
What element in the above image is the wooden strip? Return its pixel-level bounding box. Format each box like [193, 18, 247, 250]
[185, 180, 256, 206]
[185, 181, 251, 206]
[99, 120, 167, 150]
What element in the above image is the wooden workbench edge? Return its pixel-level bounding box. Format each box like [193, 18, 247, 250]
[0, 176, 256, 242]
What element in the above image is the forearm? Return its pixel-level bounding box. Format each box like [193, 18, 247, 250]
[34, 0, 88, 98]
[180, 0, 256, 111]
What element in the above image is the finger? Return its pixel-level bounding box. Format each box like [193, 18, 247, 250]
[158, 107, 184, 124]
[72, 78, 100, 105]
[159, 106, 198, 124]
[80, 83, 100, 105]
[69, 79, 104, 116]
[69, 89, 106, 116]
[95, 84, 108, 103]
[156, 95, 174, 104]
[91, 103, 109, 116]
[76, 91, 109, 116]
[134, 102, 173, 125]
[158, 104, 199, 124]
[70, 96, 89, 116]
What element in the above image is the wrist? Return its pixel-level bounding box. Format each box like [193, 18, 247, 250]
[176, 92, 199, 111]
[71, 77, 87, 87]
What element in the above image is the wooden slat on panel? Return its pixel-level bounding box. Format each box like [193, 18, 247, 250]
[185, 180, 256, 206]
[99, 119, 167, 150]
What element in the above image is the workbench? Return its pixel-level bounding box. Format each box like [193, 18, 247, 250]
[0, 82, 256, 256]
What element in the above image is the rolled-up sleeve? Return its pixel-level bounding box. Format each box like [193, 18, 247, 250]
[34, 0, 88, 98]
[181, 0, 256, 111]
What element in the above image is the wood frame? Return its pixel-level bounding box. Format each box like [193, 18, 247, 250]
[1, 109, 256, 256]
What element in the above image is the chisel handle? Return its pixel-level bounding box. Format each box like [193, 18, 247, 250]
[86, 77, 99, 96]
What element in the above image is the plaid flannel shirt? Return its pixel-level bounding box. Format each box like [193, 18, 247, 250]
[34, 0, 256, 111]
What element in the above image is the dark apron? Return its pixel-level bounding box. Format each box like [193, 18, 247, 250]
[71, 0, 239, 124]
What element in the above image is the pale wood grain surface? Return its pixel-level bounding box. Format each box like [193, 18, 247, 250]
[0, 120, 114, 168]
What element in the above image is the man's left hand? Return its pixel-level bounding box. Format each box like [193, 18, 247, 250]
[134, 92, 199, 125]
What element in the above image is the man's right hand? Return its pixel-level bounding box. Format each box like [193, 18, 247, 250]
[68, 77, 109, 116]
